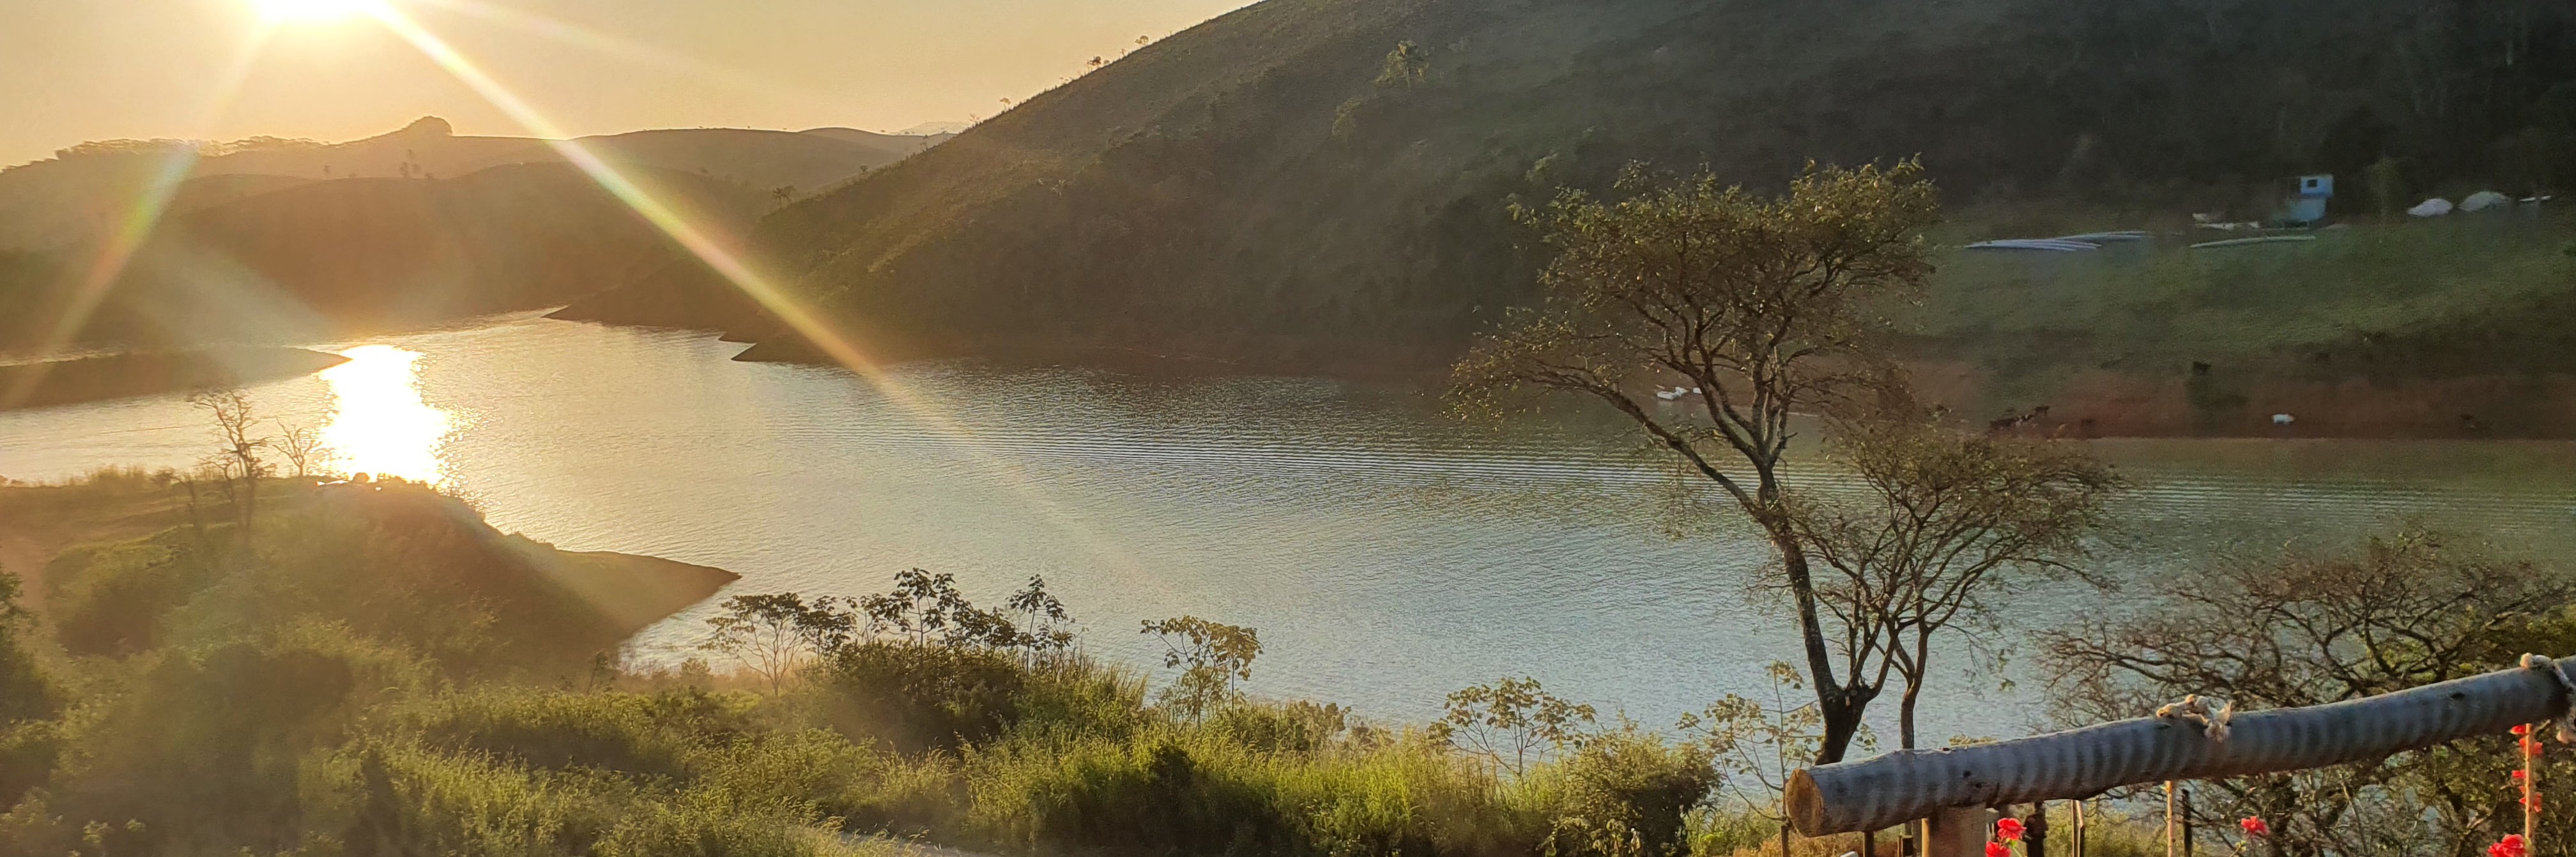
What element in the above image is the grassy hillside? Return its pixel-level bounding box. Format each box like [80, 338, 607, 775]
[1911, 209, 2576, 436]
[0, 117, 946, 252]
[0, 473, 733, 674]
[0, 162, 764, 355]
[558, 0, 2576, 377]
[0, 473, 1754, 857]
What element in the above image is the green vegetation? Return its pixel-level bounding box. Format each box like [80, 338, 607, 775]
[0, 472, 1813, 857]
[558, 0, 2576, 379]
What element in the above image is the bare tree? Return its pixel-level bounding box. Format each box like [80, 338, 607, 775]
[271, 419, 321, 480]
[1454, 161, 1940, 762]
[2041, 529, 2576, 857]
[1793, 413, 2120, 749]
[1680, 661, 1841, 857]
[188, 388, 271, 538]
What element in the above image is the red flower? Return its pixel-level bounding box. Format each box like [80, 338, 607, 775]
[2515, 724, 2532, 736]
[2239, 817, 2271, 838]
[1987, 842, 2010, 857]
[2492, 835, 2529, 857]
[2523, 737, 2546, 757]
[1997, 818, 2026, 842]
[2513, 769, 2529, 782]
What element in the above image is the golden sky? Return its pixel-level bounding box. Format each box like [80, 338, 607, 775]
[0, 0, 1255, 167]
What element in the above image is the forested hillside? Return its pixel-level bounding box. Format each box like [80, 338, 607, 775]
[558, 0, 2576, 375]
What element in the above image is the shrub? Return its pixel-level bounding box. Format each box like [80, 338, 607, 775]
[820, 641, 1032, 752]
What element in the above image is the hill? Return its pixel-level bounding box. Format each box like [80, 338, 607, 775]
[0, 347, 348, 411]
[556, 0, 2576, 380]
[0, 117, 948, 252]
[0, 162, 765, 354]
[0, 474, 735, 671]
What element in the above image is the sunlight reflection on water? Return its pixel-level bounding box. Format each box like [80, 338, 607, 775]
[319, 345, 453, 485]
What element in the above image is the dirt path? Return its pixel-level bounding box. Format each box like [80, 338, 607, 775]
[0, 482, 193, 616]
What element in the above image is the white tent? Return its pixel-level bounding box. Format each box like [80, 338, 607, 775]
[2461, 190, 2513, 212]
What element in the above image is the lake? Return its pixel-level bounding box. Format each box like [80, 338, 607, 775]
[6, 315, 2575, 744]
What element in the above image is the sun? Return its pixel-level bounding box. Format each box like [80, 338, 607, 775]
[249, 0, 378, 23]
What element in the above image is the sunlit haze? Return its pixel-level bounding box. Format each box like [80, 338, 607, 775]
[0, 0, 1253, 167]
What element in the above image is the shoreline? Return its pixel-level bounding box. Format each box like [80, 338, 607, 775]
[0, 347, 349, 411]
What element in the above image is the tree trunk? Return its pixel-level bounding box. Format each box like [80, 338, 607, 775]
[1765, 519, 1860, 763]
[1786, 660, 2575, 835]
[1900, 670, 1925, 750]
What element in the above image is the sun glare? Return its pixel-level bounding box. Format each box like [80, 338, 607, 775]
[251, 0, 376, 23]
[318, 345, 456, 486]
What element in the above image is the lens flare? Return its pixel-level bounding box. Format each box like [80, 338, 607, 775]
[359, 5, 1163, 590]
[1, 29, 273, 409]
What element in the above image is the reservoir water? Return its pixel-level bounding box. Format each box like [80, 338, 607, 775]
[6, 316, 2575, 743]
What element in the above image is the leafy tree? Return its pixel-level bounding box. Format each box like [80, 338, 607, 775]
[1140, 615, 1260, 722]
[1432, 676, 1597, 775]
[0, 566, 56, 725]
[1375, 41, 1428, 89]
[1455, 161, 1940, 762]
[698, 592, 855, 693]
[860, 568, 1026, 649]
[1790, 411, 2119, 749]
[2366, 155, 2409, 218]
[1004, 574, 1076, 654]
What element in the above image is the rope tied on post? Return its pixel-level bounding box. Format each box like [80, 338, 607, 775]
[2156, 694, 2235, 742]
[2520, 654, 2576, 743]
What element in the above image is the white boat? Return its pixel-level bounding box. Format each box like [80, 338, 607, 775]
[2051, 231, 2149, 243]
[2189, 235, 2319, 249]
[1958, 236, 2102, 250]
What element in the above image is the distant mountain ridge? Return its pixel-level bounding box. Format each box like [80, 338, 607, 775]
[0, 118, 951, 356]
[555, 0, 2576, 375]
[0, 162, 764, 354]
[0, 117, 945, 252]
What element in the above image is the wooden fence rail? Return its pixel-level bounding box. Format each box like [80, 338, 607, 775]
[1786, 656, 2576, 836]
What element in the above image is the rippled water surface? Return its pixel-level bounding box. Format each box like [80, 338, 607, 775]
[6, 317, 2575, 741]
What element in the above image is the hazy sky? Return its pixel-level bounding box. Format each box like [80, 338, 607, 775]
[0, 0, 1255, 167]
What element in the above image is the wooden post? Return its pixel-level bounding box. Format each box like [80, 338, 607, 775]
[2027, 803, 2050, 857]
[2527, 721, 2542, 854]
[2072, 800, 2087, 857]
[1925, 806, 1998, 857]
[2164, 781, 2178, 857]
